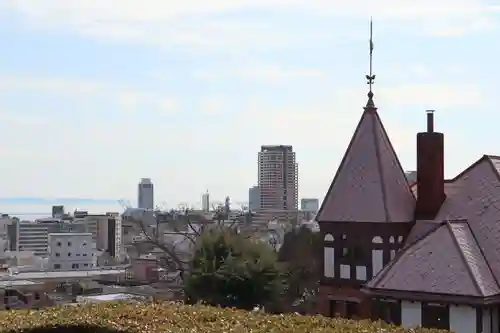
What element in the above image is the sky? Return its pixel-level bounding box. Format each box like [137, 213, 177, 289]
[0, 0, 499, 213]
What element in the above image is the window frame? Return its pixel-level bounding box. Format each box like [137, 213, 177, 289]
[371, 299, 401, 325]
[421, 302, 450, 330]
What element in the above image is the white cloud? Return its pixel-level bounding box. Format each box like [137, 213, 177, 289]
[5, 0, 497, 22]
[423, 16, 498, 37]
[235, 66, 323, 82]
[408, 65, 433, 80]
[231, 81, 483, 147]
[199, 96, 227, 115]
[0, 73, 487, 202]
[0, 76, 179, 113]
[0, 76, 103, 96]
[0, 110, 47, 127]
[338, 82, 486, 111]
[193, 65, 324, 83]
[3, 0, 498, 52]
[378, 83, 485, 109]
[226, 81, 480, 197]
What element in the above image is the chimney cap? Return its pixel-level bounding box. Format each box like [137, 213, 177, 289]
[426, 110, 435, 132]
[426, 109, 435, 113]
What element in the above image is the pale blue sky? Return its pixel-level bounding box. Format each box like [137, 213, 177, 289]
[0, 1, 499, 210]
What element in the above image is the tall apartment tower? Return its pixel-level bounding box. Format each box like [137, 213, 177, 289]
[258, 145, 298, 211]
[138, 178, 154, 209]
[201, 191, 210, 212]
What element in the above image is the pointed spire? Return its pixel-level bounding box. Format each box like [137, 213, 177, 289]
[365, 18, 376, 109]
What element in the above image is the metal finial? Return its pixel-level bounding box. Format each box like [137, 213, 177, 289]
[365, 18, 376, 107]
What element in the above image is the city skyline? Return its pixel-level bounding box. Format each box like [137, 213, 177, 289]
[0, 2, 499, 205]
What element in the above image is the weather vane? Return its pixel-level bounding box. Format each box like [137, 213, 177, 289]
[365, 18, 375, 98]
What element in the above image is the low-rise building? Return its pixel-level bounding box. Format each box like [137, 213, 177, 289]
[48, 233, 96, 270]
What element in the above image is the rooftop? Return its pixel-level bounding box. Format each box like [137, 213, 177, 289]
[76, 293, 149, 303]
[0, 268, 126, 280]
[316, 103, 415, 223]
[0, 279, 42, 288]
[48, 232, 92, 236]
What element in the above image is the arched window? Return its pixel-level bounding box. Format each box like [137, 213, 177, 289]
[389, 236, 395, 243]
[324, 234, 335, 278]
[372, 237, 384, 277]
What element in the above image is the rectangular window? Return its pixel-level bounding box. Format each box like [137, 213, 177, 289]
[329, 300, 339, 317]
[372, 299, 401, 325]
[53, 264, 61, 269]
[422, 303, 449, 330]
[72, 263, 79, 269]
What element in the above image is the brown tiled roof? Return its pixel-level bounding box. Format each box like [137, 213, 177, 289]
[405, 182, 462, 245]
[367, 220, 500, 297]
[316, 105, 415, 223]
[368, 155, 500, 298]
[404, 220, 441, 247]
[410, 180, 461, 199]
[433, 155, 500, 284]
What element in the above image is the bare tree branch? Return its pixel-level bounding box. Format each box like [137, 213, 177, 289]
[130, 214, 188, 276]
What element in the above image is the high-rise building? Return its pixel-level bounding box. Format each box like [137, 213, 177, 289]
[138, 178, 154, 209]
[301, 198, 319, 213]
[258, 145, 298, 211]
[301, 198, 319, 221]
[201, 191, 210, 212]
[405, 170, 417, 184]
[248, 186, 260, 211]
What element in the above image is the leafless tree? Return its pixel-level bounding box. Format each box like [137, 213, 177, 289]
[123, 206, 241, 282]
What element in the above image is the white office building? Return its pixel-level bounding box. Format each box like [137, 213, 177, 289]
[138, 178, 154, 209]
[48, 233, 96, 270]
[201, 191, 210, 212]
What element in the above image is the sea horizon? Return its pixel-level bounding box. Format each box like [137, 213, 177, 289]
[0, 197, 126, 220]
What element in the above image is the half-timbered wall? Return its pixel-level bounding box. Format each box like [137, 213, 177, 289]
[321, 223, 412, 285]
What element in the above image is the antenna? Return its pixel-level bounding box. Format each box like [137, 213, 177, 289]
[365, 17, 376, 107]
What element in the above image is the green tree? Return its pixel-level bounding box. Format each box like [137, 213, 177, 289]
[277, 225, 322, 313]
[184, 228, 285, 310]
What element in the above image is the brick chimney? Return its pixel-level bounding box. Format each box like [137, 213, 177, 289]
[415, 110, 445, 219]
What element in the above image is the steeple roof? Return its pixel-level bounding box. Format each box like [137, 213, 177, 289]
[316, 103, 415, 223]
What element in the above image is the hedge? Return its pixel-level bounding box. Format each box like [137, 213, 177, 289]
[0, 301, 449, 333]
